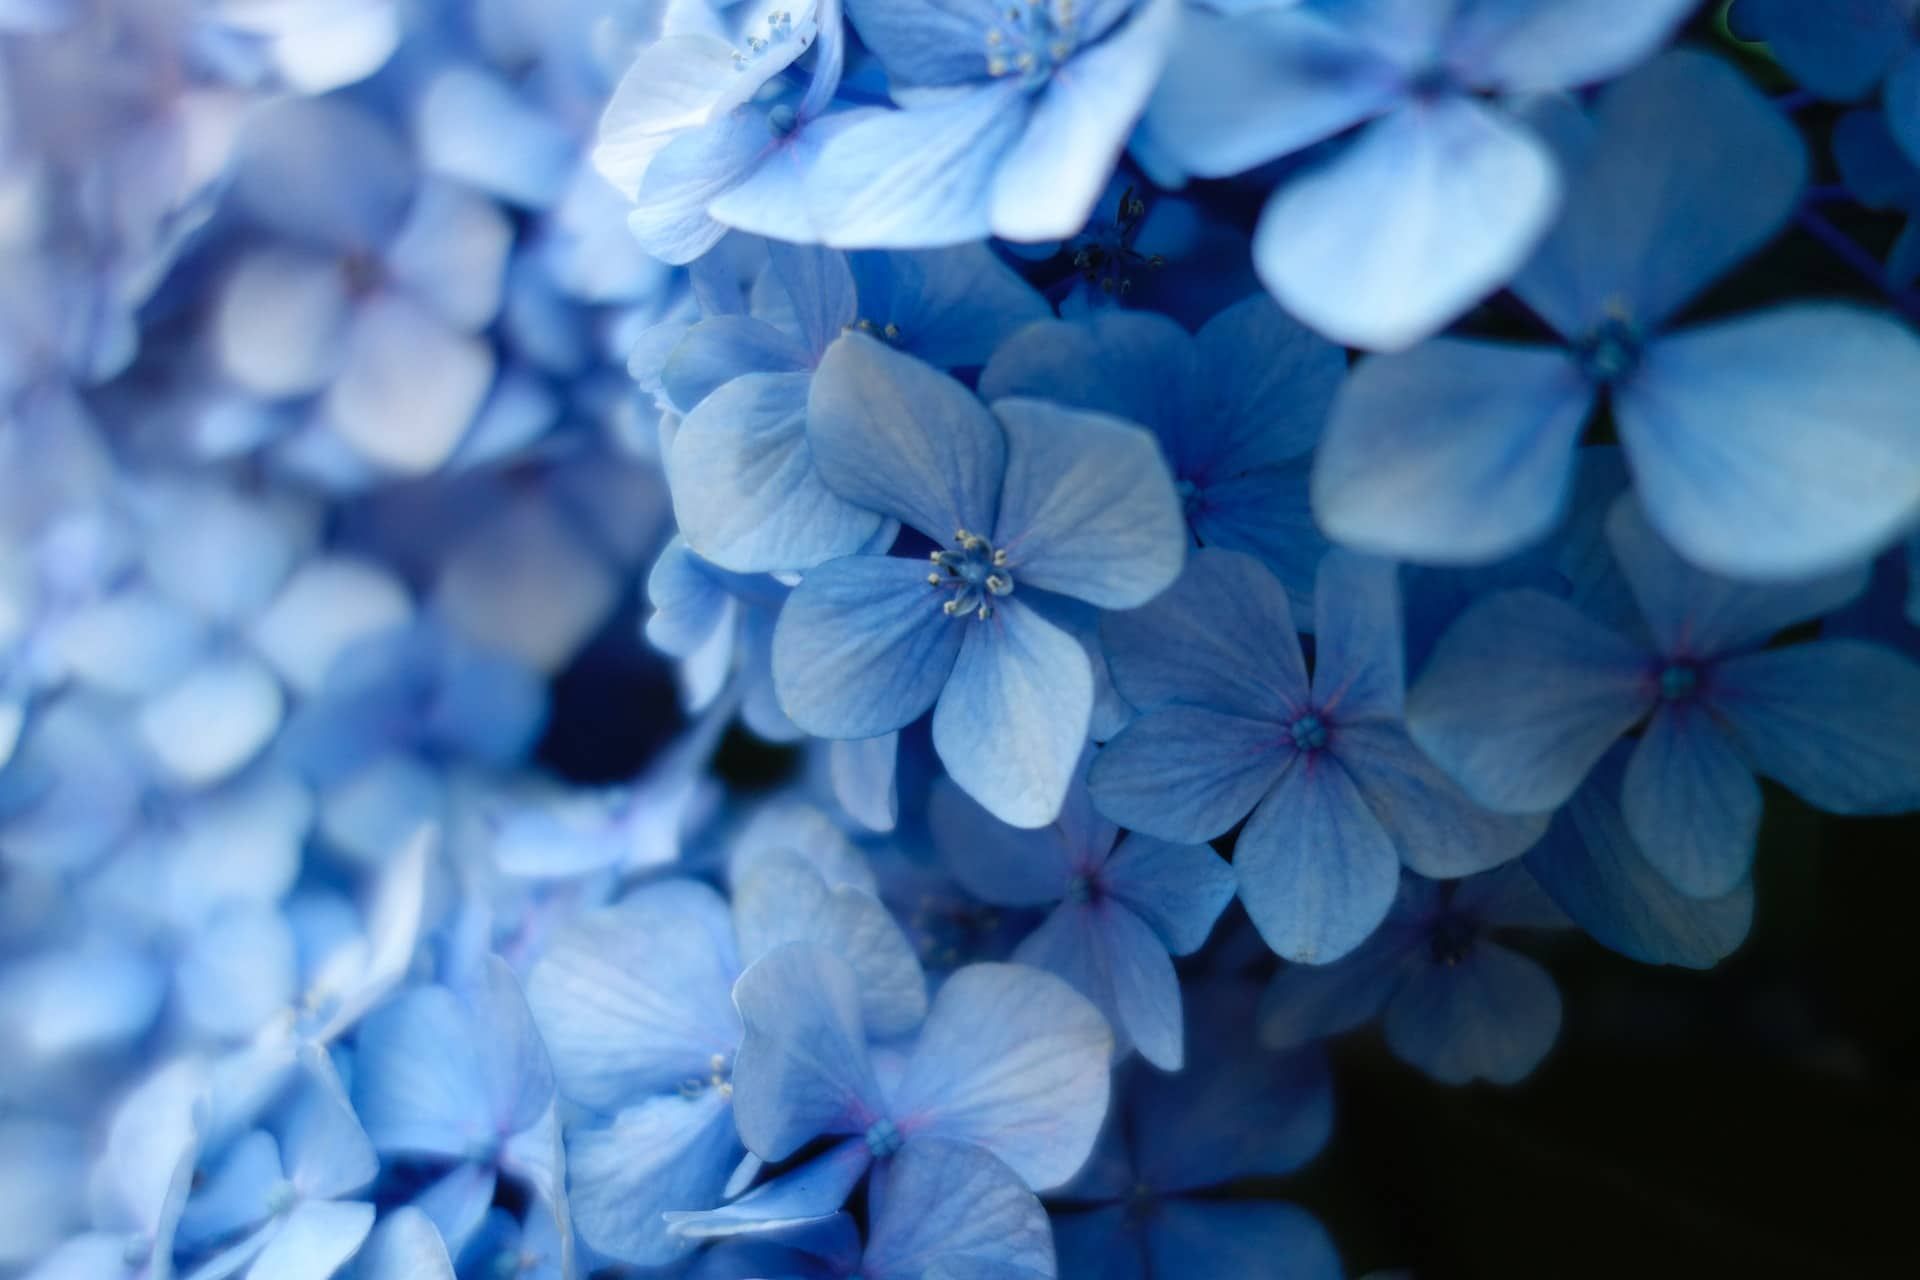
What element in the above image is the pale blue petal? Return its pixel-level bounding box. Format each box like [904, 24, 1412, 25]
[55, 588, 204, 696]
[929, 777, 1075, 907]
[1382, 940, 1561, 1085]
[1603, 495, 1870, 659]
[1101, 835, 1234, 955]
[662, 316, 812, 413]
[1097, 903, 1185, 1070]
[565, 1092, 738, 1267]
[415, 68, 572, 209]
[229, 97, 413, 250]
[1448, 0, 1697, 93]
[987, 0, 1177, 242]
[710, 109, 887, 247]
[2, 937, 166, 1061]
[978, 311, 1196, 440]
[830, 733, 900, 833]
[351, 986, 490, 1159]
[1100, 547, 1307, 719]
[628, 112, 768, 266]
[325, 294, 491, 475]
[665, 1140, 870, 1242]
[1144, 1202, 1341, 1280]
[842, 0, 993, 87]
[863, 1140, 1054, 1280]
[141, 482, 305, 623]
[891, 964, 1112, 1189]
[807, 83, 1028, 249]
[247, 1199, 374, 1280]
[410, 1163, 494, 1261]
[1193, 292, 1345, 471]
[808, 332, 1005, 539]
[1336, 721, 1550, 879]
[1087, 708, 1290, 844]
[1512, 51, 1806, 336]
[382, 181, 512, 333]
[1142, 4, 1401, 178]
[988, 399, 1185, 609]
[1712, 641, 1920, 814]
[1311, 339, 1595, 564]
[1526, 751, 1755, 968]
[1617, 305, 1920, 580]
[178, 1131, 281, 1250]
[771, 555, 967, 739]
[730, 943, 886, 1161]
[932, 598, 1092, 828]
[731, 848, 928, 1038]
[212, 249, 352, 398]
[767, 243, 860, 360]
[667, 370, 886, 574]
[524, 880, 741, 1109]
[177, 905, 298, 1042]
[250, 558, 412, 699]
[1406, 590, 1653, 813]
[1255, 96, 1559, 351]
[1235, 757, 1402, 963]
[352, 1208, 452, 1280]
[138, 655, 285, 788]
[279, 1074, 378, 1201]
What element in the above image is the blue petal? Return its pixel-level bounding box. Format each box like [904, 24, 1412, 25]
[932, 598, 1093, 828]
[1447, 0, 1696, 93]
[565, 1092, 739, 1266]
[929, 777, 1076, 907]
[1512, 51, 1806, 337]
[1712, 640, 1920, 814]
[730, 943, 885, 1161]
[1406, 590, 1652, 812]
[668, 370, 886, 574]
[1193, 293, 1345, 471]
[1254, 96, 1559, 350]
[212, 249, 352, 398]
[664, 1140, 872, 1242]
[1622, 704, 1762, 899]
[1382, 940, 1561, 1085]
[710, 109, 886, 247]
[1088, 708, 1289, 844]
[829, 733, 900, 833]
[1101, 835, 1235, 956]
[1095, 903, 1183, 1070]
[842, 0, 994, 88]
[248, 1199, 374, 1280]
[1142, 4, 1401, 179]
[662, 316, 812, 413]
[1603, 495, 1871, 659]
[524, 880, 741, 1109]
[1234, 757, 1403, 963]
[278, 1071, 379, 1201]
[1526, 750, 1755, 968]
[176, 904, 298, 1042]
[352, 1209, 453, 1280]
[978, 311, 1196, 441]
[891, 964, 1112, 1189]
[771, 555, 967, 739]
[1100, 547, 1307, 718]
[415, 68, 572, 209]
[1890, 46, 1920, 169]
[808, 332, 1005, 539]
[138, 655, 285, 788]
[806, 83, 1029, 248]
[628, 111, 772, 266]
[1143, 1202, 1342, 1280]
[382, 181, 512, 334]
[1617, 305, 1920, 580]
[1258, 927, 1413, 1051]
[352, 986, 491, 1159]
[229, 97, 413, 251]
[766, 243, 860, 361]
[1736, 0, 1907, 99]
[988, 399, 1185, 610]
[850, 244, 1050, 370]
[250, 558, 412, 699]
[324, 293, 492, 475]
[987, 0, 1177, 242]
[862, 1140, 1054, 1280]
[731, 848, 929, 1038]
[1312, 339, 1595, 564]
[1309, 551, 1405, 722]
[1052, 1206, 1145, 1280]
[3, 937, 166, 1062]
[178, 1130, 281, 1250]
[1336, 721, 1550, 879]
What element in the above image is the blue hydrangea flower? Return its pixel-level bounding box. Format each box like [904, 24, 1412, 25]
[718, 942, 1111, 1213]
[772, 331, 1186, 828]
[803, 0, 1180, 247]
[979, 293, 1343, 622]
[525, 844, 924, 1267]
[1735, 0, 1920, 170]
[929, 763, 1233, 1069]
[1408, 494, 1920, 898]
[1260, 865, 1569, 1085]
[1143, 0, 1695, 348]
[174, 1065, 378, 1280]
[1833, 107, 1920, 289]
[351, 958, 567, 1262]
[661, 239, 1045, 576]
[1524, 745, 1755, 970]
[210, 97, 508, 475]
[1090, 547, 1547, 963]
[1050, 984, 1341, 1280]
[1312, 51, 1920, 580]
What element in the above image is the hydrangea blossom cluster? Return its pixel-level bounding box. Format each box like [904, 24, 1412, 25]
[4, 2, 1918, 1279]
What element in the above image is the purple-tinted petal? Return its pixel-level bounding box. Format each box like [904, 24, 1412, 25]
[1101, 834, 1235, 956]
[862, 1140, 1054, 1280]
[566, 1092, 739, 1266]
[1337, 720, 1550, 879]
[1087, 708, 1290, 844]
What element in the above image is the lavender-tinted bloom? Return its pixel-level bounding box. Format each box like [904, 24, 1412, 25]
[1091, 548, 1546, 962]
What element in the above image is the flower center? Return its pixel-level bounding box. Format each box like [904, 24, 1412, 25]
[1658, 662, 1699, 702]
[679, 1051, 733, 1101]
[1575, 314, 1643, 385]
[732, 9, 798, 68]
[846, 316, 902, 345]
[265, 1179, 299, 1217]
[985, 0, 1075, 84]
[1289, 713, 1329, 752]
[864, 1118, 904, 1159]
[1065, 870, 1097, 904]
[927, 529, 1014, 621]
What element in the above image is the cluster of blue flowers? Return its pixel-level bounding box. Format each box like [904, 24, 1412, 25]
[4, 1, 1919, 1277]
